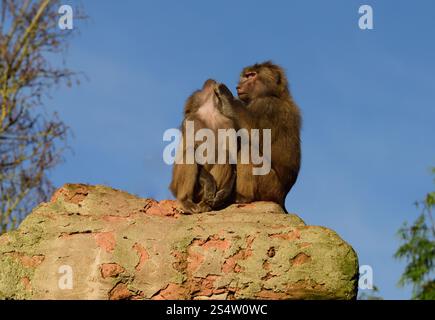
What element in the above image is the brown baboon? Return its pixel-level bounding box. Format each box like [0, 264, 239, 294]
[169, 79, 237, 214]
[217, 61, 302, 210]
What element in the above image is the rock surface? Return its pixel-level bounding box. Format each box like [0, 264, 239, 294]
[0, 184, 358, 300]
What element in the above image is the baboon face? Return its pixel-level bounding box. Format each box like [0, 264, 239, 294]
[192, 79, 234, 116]
[185, 79, 220, 116]
[197, 79, 218, 105]
[236, 69, 259, 102]
[236, 61, 289, 103]
[184, 79, 235, 132]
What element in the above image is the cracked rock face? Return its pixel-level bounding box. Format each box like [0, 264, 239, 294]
[0, 184, 358, 300]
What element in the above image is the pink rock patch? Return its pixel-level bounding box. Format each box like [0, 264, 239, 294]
[95, 232, 116, 253]
[132, 243, 149, 271]
[145, 200, 182, 217]
[101, 263, 125, 278]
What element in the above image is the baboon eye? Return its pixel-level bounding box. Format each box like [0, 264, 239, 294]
[245, 72, 256, 78]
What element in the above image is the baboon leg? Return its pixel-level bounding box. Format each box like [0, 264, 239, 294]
[212, 168, 236, 209]
[198, 168, 217, 206]
[256, 167, 286, 208]
[184, 168, 216, 214]
[180, 199, 201, 214]
[235, 162, 255, 204]
[193, 201, 212, 214]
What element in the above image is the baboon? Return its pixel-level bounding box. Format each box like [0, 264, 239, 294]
[169, 79, 237, 213]
[217, 61, 302, 210]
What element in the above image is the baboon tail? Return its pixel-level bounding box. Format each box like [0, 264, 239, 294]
[280, 201, 288, 214]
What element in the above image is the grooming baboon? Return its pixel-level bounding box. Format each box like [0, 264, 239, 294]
[169, 79, 236, 213]
[217, 61, 302, 210]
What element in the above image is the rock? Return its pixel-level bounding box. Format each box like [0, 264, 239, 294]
[0, 184, 358, 300]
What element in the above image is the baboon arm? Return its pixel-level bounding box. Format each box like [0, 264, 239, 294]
[170, 163, 198, 201]
[212, 170, 236, 209]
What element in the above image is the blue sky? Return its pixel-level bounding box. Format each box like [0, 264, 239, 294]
[47, 0, 435, 299]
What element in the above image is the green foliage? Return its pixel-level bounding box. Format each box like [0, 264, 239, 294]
[357, 286, 383, 300]
[395, 169, 435, 300]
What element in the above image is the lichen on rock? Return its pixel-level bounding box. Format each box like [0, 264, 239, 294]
[0, 184, 358, 300]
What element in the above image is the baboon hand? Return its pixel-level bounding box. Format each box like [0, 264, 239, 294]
[214, 83, 235, 118]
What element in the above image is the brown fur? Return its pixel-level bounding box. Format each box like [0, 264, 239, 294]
[169, 79, 236, 213]
[220, 61, 302, 210]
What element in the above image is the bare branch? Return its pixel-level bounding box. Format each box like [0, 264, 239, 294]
[0, 0, 85, 232]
